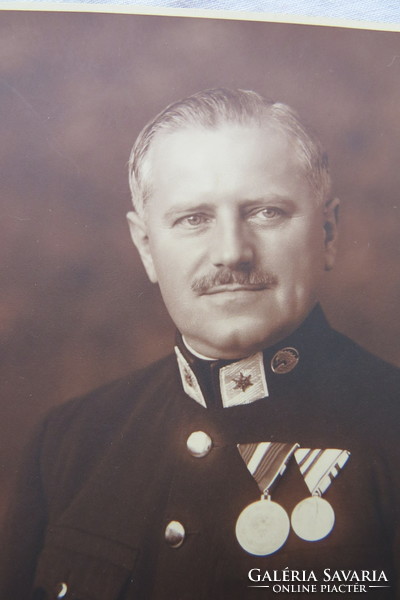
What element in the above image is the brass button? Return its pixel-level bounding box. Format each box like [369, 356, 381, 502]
[165, 520, 185, 548]
[271, 347, 300, 374]
[186, 431, 212, 458]
[55, 582, 68, 598]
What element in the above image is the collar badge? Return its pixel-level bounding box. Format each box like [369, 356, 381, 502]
[232, 372, 253, 392]
[175, 346, 207, 408]
[183, 367, 194, 387]
[271, 347, 300, 374]
[220, 353, 268, 408]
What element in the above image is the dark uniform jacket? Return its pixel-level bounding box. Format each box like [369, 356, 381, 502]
[1, 307, 400, 599]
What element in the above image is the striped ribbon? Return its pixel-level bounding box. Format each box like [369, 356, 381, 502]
[238, 442, 299, 495]
[294, 448, 350, 496]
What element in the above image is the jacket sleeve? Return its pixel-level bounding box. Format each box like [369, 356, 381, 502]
[0, 418, 48, 600]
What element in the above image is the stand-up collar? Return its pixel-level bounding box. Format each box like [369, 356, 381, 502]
[174, 305, 332, 410]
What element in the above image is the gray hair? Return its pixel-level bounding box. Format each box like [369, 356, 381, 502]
[128, 88, 331, 214]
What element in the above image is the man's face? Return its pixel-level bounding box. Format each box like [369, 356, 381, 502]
[128, 124, 338, 359]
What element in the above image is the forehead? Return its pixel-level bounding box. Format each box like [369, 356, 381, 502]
[145, 123, 312, 203]
[149, 122, 297, 164]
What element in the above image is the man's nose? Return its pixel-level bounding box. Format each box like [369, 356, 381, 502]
[209, 217, 254, 269]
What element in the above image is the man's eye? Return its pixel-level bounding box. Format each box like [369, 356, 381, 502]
[176, 214, 210, 228]
[250, 207, 284, 221]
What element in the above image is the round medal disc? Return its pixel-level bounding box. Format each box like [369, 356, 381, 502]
[235, 498, 290, 556]
[291, 496, 335, 542]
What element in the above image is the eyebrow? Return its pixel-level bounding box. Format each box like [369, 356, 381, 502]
[162, 195, 297, 221]
[163, 202, 215, 220]
[239, 195, 296, 208]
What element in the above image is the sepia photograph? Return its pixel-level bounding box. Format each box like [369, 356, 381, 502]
[0, 6, 399, 598]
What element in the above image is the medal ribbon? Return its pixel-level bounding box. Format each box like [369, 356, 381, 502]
[294, 448, 350, 496]
[238, 442, 299, 495]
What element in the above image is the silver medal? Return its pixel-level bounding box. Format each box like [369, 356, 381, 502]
[291, 495, 335, 542]
[235, 496, 290, 556]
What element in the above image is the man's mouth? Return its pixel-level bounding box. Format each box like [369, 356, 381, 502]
[191, 269, 277, 296]
[202, 284, 270, 295]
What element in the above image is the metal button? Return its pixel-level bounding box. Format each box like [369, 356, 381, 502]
[55, 582, 68, 599]
[271, 347, 300, 374]
[165, 520, 185, 548]
[186, 431, 213, 458]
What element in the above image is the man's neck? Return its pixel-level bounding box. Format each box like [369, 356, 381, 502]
[181, 336, 218, 361]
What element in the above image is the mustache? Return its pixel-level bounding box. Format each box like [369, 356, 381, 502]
[191, 268, 278, 294]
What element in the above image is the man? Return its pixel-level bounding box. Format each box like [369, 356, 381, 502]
[1, 88, 399, 599]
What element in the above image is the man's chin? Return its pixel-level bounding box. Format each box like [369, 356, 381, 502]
[187, 324, 279, 360]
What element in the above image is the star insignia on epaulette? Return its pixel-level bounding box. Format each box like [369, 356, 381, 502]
[184, 367, 194, 387]
[232, 372, 253, 392]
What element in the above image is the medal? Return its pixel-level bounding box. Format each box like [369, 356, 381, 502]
[292, 448, 350, 542]
[291, 495, 335, 541]
[236, 444, 351, 553]
[236, 441, 299, 556]
[236, 495, 290, 556]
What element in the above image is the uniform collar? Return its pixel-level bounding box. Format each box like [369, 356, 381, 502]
[174, 305, 331, 410]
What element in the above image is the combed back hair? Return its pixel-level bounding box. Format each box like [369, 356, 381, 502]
[128, 88, 331, 214]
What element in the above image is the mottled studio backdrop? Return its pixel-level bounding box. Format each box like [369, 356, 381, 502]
[1, 10, 399, 518]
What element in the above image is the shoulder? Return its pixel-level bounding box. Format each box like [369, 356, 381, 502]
[45, 352, 177, 431]
[328, 328, 400, 387]
[37, 353, 179, 484]
[324, 329, 400, 432]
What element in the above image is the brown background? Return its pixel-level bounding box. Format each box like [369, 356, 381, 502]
[0, 10, 399, 519]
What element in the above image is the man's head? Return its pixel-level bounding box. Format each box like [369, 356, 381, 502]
[128, 88, 331, 215]
[127, 88, 339, 359]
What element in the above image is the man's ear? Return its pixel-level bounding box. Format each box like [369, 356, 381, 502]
[323, 197, 340, 271]
[126, 211, 158, 283]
